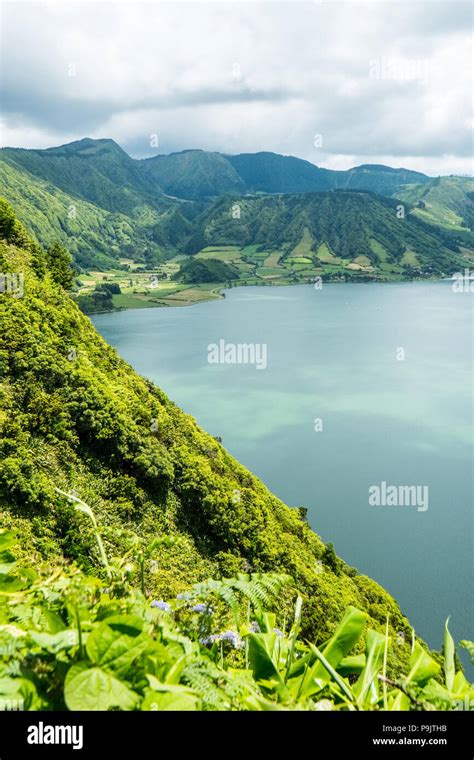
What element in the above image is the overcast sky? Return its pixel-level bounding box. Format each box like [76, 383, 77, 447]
[0, 0, 472, 175]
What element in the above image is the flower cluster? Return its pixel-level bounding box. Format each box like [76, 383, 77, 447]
[200, 630, 243, 649]
[150, 599, 171, 612]
[192, 603, 211, 614]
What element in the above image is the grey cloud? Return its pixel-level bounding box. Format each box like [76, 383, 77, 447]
[0, 1, 471, 175]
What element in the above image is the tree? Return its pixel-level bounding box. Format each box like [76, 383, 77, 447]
[46, 242, 75, 289]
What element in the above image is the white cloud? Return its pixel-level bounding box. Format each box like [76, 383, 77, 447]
[0, 0, 471, 174]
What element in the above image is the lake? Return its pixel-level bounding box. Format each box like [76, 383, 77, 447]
[93, 281, 473, 659]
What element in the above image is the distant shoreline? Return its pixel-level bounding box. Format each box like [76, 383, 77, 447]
[87, 274, 452, 316]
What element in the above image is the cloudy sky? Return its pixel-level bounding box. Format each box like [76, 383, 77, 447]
[0, 0, 472, 175]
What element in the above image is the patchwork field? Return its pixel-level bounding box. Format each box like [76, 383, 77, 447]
[77, 230, 447, 312]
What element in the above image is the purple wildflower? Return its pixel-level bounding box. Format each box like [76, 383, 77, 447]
[200, 634, 220, 646]
[250, 621, 261, 633]
[221, 630, 242, 649]
[273, 627, 284, 637]
[151, 599, 171, 612]
[192, 603, 210, 614]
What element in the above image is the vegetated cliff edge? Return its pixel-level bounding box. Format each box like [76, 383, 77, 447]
[0, 199, 414, 672]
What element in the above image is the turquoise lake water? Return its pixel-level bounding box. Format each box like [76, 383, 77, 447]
[93, 281, 473, 661]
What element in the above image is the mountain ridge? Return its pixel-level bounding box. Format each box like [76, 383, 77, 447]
[0, 138, 472, 275]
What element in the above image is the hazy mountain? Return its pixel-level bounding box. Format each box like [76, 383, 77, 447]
[141, 150, 245, 200]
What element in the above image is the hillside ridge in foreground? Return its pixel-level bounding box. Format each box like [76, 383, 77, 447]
[0, 199, 419, 676]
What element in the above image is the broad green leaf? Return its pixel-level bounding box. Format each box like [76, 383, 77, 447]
[86, 623, 148, 676]
[0, 676, 41, 710]
[338, 654, 366, 676]
[141, 689, 198, 711]
[0, 568, 36, 594]
[247, 633, 290, 700]
[301, 606, 367, 695]
[29, 629, 78, 653]
[353, 629, 385, 706]
[308, 643, 355, 706]
[64, 663, 138, 710]
[146, 675, 194, 694]
[419, 679, 453, 709]
[405, 642, 440, 686]
[452, 670, 471, 695]
[443, 618, 455, 691]
[244, 694, 288, 711]
[42, 609, 68, 634]
[98, 614, 143, 635]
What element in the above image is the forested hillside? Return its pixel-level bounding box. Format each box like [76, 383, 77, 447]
[0, 199, 411, 650]
[189, 190, 468, 275]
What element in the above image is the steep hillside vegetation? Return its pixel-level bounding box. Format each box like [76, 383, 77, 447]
[0, 199, 414, 666]
[190, 191, 469, 275]
[0, 160, 165, 270]
[394, 176, 474, 232]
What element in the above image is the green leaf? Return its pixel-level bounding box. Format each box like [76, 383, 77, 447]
[141, 688, 198, 711]
[443, 617, 455, 691]
[247, 633, 289, 700]
[98, 614, 143, 635]
[86, 623, 148, 676]
[338, 654, 366, 676]
[301, 606, 367, 694]
[0, 677, 41, 710]
[353, 629, 385, 706]
[0, 531, 16, 554]
[405, 642, 440, 686]
[307, 643, 356, 706]
[29, 629, 78, 653]
[64, 663, 139, 710]
[0, 568, 36, 594]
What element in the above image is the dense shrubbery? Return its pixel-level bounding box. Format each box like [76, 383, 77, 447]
[1, 527, 472, 711]
[76, 282, 122, 313]
[173, 257, 240, 283]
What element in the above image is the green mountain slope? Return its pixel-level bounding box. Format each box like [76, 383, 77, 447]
[1, 138, 432, 211]
[0, 159, 166, 269]
[189, 191, 470, 275]
[141, 150, 245, 200]
[227, 151, 334, 193]
[0, 138, 163, 214]
[0, 199, 414, 667]
[1, 138, 471, 276]
[338, 164, 429, 196]
[394, 176, 474, 232]
[227, 154, 428, 197]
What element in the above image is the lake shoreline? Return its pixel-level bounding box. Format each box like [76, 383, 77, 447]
[81, 274, 452, 315]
